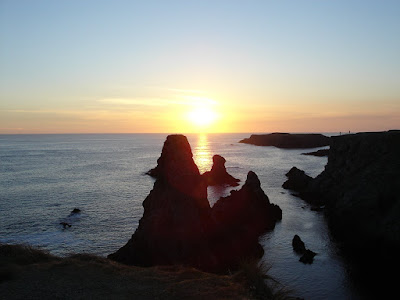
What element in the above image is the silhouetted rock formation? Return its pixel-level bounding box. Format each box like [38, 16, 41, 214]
[292, 235, 306, 254]
[292, 235, 316, 264]
[301, 149, 329, 157]
[145, 134, 201, 180]
[309, 131, 400, 258]
[202, 155, 240, 186]
[282, 167, 313, 195]
[239, 133, 330, 149]
[212, 171, 282, 232]
[109, 134, 281, 272]
[209, 171, 282, 269]
[60, 222, 71, 228]
[299, 249, 317, 264]
[285, 131, 400, 276]
[70, 208, 81, 215]
[109, 135, 210, 268]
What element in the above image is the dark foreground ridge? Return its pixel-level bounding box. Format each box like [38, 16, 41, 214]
[239, 132, 330, 149]
[109, 134, 282, 272]
[1, 244, 293, 299]
[283, 130, 400, 296]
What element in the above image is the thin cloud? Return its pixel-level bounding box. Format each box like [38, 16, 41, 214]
[1, 109, 70, 114]
[97, 98, 173, 106]
[98, 96, 217, 107]
[167, 88, 207, 95]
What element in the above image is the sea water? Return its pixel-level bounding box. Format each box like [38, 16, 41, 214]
[0, 133, 360, 299]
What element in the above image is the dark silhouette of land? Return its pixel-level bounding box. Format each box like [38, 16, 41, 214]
[109, 134, 282, 272]
[4, 131, 398, 298]
[1, 244, 280, 299]
[239, 133, 330, 148]
[202, 154, 240, 186]
[301, 149, 329, 156]
[282, 130, 400, 297]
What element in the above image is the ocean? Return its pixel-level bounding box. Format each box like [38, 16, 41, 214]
[0, 133, 360, 299]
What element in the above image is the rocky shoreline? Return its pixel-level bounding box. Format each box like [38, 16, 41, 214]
[283, 130, 400, 296]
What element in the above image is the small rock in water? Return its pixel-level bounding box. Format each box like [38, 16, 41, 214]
[202, 154, 240, 186]
[60, 222, 71, 228]
[283, 167, 313, 192]
[292, 234, 317, 264]
[292, 235, 306, 254]
[70, 208, 81, 214]
[299, 249, 317, 264]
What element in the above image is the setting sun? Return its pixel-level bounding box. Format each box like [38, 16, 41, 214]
[187, 106, 218, 127]
[183, 95, 220, 131]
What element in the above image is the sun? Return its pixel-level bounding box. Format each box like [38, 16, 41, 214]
[187, 106, 218, 127]
[181, 95, 220, 131]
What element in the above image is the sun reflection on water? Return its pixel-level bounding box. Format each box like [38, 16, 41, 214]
[192, 134, 213, 174]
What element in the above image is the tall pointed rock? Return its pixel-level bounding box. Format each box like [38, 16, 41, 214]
[109, 135, 282, 272]
[109, 135, 210, 267]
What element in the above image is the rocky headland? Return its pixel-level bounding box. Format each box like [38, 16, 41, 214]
[239, 133, 330, 149]
[282, 167, 313, 196]
[301, 149, 329, 157]
[283, 130, 400, 292]
[109, 134, 282, 272]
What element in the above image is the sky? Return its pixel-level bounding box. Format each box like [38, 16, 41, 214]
[1, 0, 399, 134]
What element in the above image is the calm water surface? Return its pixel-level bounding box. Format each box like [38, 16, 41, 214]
[0, 133, 360, 299]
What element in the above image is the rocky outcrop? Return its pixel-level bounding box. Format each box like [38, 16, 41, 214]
[301, 149, 329, 157]
[292, 235, 306, 254]
[282, 167, 313, 196]
[310, 131, 400, 258]
[239, 133, 330, 149]
[109, 135, 210, 268]
[69, 208, 81, 215]
[292, 235, 316, 264]
[60, 222, 71, 228]
[202, 155, 240, 186]
[109, 134, 281, 272]
[299, 249, 317, 264]
[145, 134, 201, 180]
[209, 171, 282, 268]
[286, 131, 400, 270]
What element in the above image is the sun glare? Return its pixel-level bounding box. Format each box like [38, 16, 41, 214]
[181, 95, 221, 132]
[187, 106, 218, 127]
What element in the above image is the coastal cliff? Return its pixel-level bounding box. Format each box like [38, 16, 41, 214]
[239, 133, 330, 149]
[310, 131, 400, 256]
[109, 135, 281, 272]
[283, 130, 400, 291]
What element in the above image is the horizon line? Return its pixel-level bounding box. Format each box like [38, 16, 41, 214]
[0, 130, 397, 136]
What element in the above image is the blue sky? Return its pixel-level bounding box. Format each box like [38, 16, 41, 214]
[1, 0, 399, 133]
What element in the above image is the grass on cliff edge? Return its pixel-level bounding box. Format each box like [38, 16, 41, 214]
[0, 244, 293, 300]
